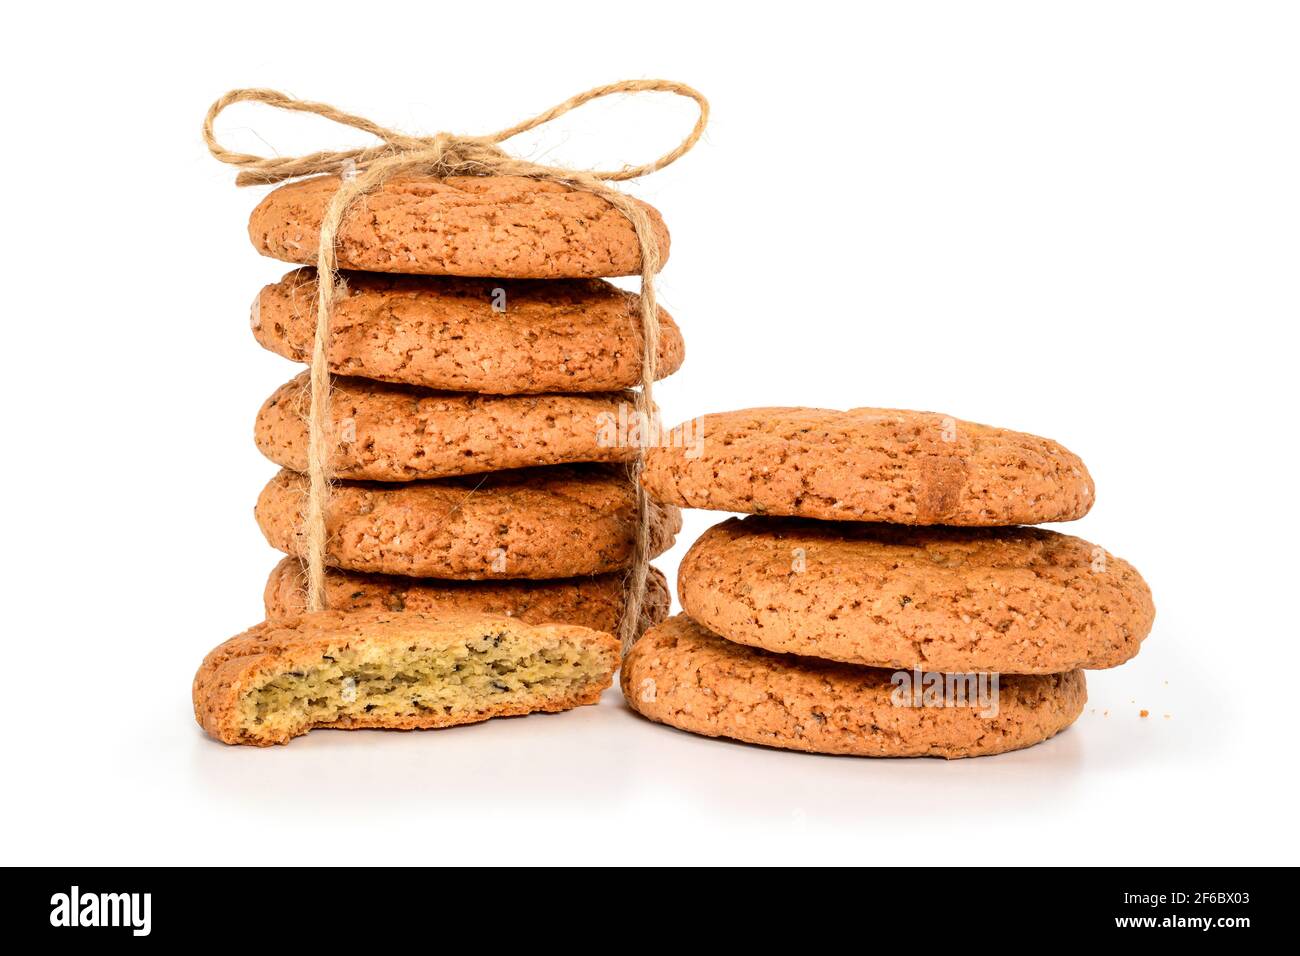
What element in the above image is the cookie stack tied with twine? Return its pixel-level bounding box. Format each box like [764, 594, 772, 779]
[193, 83, 707, 746]
[629, 408, 1155, 759]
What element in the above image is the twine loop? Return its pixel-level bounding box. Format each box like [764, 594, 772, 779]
[203, 80, 707, 186]
[205, 80, 708, 653]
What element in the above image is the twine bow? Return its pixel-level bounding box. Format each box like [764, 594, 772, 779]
[204, 80, 708, 653]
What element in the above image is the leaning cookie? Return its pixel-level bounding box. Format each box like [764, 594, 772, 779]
[194, 610, 620, 746]
[622, 616, 1086, 759]
[679, 517, 1154, 674]
[264, 557, 671, 637]
[253, 269, 685, 395]
[255, 465, 681, 579]
[642, 407, 1093, 526]
[248, 175, 669, 278]
[255, 373, 640, 481]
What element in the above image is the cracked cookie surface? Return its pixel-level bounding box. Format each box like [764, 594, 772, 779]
[255, 464, 681, 579]
[248, 175, 670, 278]
[642, 407, 1094, 526]
[264, 556, 670, 637]
[255, 372, 639, 481]
[252, 269, 684, 394]
[679, 516, 1154, 674]
[622, 615, 1086, 759]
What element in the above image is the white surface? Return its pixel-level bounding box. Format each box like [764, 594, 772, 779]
[3, 1, 1297, 865]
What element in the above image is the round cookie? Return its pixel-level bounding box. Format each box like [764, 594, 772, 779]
[622, 615, 1086, 759]
[265, 557, 671, 637]
[255, 464, 681, 579]
[642, 407, 1094, 526]
[255, 372, 640, 481]
[248, 175, 670, 278]
[252, 269, 685, 395]
[679, 517, 1154, 674]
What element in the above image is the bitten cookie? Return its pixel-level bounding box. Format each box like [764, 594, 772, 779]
[622, 616, 1086, 759]
[194, 610, 620, 746]
[642, 407, 1094, 526]
[255, 465, 681, 579]
[265, 557, 671, 637]
[255, 372, 640, 481]
[679, 517, 1154, 674]
[252, 269, 685, 394]
[248, 175, 670, 278]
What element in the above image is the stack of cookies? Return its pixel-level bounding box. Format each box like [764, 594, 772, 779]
[627, 407, 1155, 759]
[195, 173, 685, 745]
[246, 174, 682, 635]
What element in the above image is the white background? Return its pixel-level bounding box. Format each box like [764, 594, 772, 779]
[4, 1, 1296, 865]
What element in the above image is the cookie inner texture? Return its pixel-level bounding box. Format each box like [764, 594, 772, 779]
[240, 632, 605, 739]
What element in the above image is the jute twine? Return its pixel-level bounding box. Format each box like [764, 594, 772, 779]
[204, 80, 708, 653]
